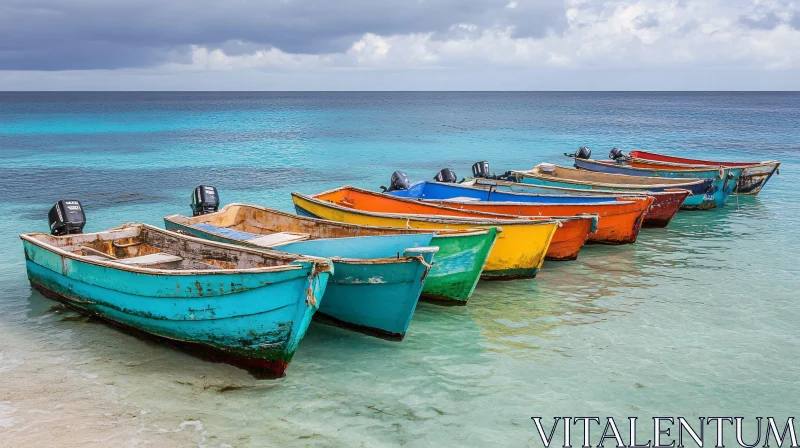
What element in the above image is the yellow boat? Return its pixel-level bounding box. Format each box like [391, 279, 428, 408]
[291, 188, 559, 280]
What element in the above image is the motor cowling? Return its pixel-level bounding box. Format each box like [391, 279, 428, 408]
[48, 200, 86, 236]
[574, 146, 591, 159]
[191, 185, 220, 216]
[384, 170, 410, 192]
[434, 168, 457, 183]
[609, 147, 628, 160]
[472, 161, 491, 178]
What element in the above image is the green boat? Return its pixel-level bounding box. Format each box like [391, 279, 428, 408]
[164, 203, 497, 305]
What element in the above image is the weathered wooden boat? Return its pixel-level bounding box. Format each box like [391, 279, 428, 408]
[165, 204, 495, 307]
[164, 207, 437, 340]
[511, 165, 719, 210]
[626, 150, 779, 195]
[21, 222, 333, 378]
[292, 187, 560, 279]
[386, 181, 651, 244]
[462, 178, 689, 228]
[572, 158, 744, 207]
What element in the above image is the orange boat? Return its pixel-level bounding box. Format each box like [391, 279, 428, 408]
[309, 186, 651, 246]
[427, 197, 652, 244]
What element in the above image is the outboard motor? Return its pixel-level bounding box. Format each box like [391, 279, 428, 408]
[573, 146, 592, 159]
[48, 200, 86, 236]
[382, 170, 410, 192]
[434, 168, 457, 183]
[609, 147, 628, 160]
[472, 161, 491, 179]
[190, 185, 220, 216]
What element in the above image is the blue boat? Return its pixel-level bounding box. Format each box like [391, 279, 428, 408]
[20, 223, 333, 378]
[164, 205, 438, 340]
[387, 180, 620, 205]
[511, 164, 720, 210]
[572, 158, 745, 207]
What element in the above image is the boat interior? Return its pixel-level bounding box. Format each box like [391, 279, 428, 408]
[25, 224, 300, 271]
[520, 165, 705, 186]
[167, 203, 477, 245]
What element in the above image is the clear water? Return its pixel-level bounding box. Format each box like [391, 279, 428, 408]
[1, 92, 798, 447]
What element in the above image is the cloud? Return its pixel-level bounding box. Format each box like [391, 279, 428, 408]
[0, 0, 798, 89]
[0, 0, 566, 70]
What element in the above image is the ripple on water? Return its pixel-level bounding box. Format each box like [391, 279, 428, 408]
[1, 92, 799, 446]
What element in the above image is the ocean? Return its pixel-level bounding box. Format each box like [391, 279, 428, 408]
[1, 92, 798, 447]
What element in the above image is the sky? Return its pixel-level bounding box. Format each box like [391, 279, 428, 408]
[1, 0, 798, 90]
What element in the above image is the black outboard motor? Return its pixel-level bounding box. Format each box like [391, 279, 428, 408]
[48, 200, 86, 236]
[382, 170, 410, 192]
[190, 185, 220, 216]
[573, 146, 592, 159]
[609, 147, 628, 160]
[472, 161, 491, 179]
[434, 168, 457, 183]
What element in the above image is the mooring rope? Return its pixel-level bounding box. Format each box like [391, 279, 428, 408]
[408, 254, 433, 270]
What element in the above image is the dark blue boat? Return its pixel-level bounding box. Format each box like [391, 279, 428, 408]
[387, 181, 620, 205]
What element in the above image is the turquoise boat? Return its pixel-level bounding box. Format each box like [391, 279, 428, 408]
[572, 158, 745, 207]
[20, 223, 333, 378]
[165, 205, 438, 340]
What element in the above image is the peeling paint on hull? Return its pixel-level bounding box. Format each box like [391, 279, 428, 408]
[165, 205, 495, 306]
[31, 282, 293, 378]
[736, 164, 780, 195]
[164, 220, 437, 336]
[20, 226, 330, 379]
[627, 151, 780, 196]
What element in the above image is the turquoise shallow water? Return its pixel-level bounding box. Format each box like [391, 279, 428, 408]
[1, 92, 799, 447]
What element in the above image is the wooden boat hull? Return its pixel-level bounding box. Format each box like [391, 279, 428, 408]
[292, 189, 559, 280]
[388, 181, 651, 243]
[463, 179, 689, 228]
[165, 219, 435, 339]
[628, 150, 780, 195]
[165, 204, 495, 306]
[512, 165, 718, 210]
[21, 224, 332, 378]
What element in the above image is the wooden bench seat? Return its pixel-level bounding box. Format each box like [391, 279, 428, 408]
[114, 253, 183, 267]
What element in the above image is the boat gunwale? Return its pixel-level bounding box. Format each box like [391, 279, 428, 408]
[306, 185, 626, 222]
[165, 203, 493, 240]
[466, 178, 693, 197]
[512, 167, 708, 189]
[163, 214, 441, 267]
[628, 150, 779, 168]
[400, 181, 642, 209]
[20, 223, 324, 277]
[574, 157, 741, 175]
[294, 189, 562, 228]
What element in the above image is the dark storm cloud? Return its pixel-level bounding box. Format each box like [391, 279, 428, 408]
[0, 0, 567, 71]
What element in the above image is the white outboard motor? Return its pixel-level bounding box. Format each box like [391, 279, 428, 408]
[48, 200, 86, 236]
[191, 185, 220, 216]
[609, 147, 628, 160]
[382, 170, 410, 192]
[434, 168, 457, 183]
[472, 161, 491, 178]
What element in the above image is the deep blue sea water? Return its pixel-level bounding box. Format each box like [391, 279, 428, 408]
[1, 92, 799, 447]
